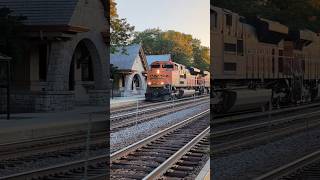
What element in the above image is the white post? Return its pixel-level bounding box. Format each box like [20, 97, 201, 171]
[172, 95, 175, 108]
[84, 113, 92, 179]
[136, 99, 139, 124]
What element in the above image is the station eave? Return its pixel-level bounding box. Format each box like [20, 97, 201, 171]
[25, 25, 90, 34]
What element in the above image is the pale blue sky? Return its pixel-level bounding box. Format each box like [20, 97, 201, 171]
[116, 0, 210, 47]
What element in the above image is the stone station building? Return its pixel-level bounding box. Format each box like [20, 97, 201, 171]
[0, 0, 109, 112]
[111, 44, 148, 97]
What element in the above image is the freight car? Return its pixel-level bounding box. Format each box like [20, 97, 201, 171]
[211, 6, 320, 113]
[145, 60, 210, 101]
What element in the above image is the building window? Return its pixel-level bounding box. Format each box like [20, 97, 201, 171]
[272, 57, 275, 74]
[278, 49, 284, 73]
[39, 44, 47, 81]
[81, 57, 94, 81]
[224, 43, 236, 52]
[211, 10, 218, 28]
[279, 49, 283, 56]
[122, 74, 125, 87]
[278, 58, 283, 73]
[237, 40, 244, 56]
[226, 14, 232, 26]
[224, 62, 237, 71]
[302, 60, 305, 73]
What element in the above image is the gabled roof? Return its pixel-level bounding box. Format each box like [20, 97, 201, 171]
[146, 54, 171, 66]
[0, 0, 78, 26]
[0, 53, 11, 60]
[111, 44, 148, 71]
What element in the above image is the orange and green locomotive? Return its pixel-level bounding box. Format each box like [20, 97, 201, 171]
[145, 60, 210, 101]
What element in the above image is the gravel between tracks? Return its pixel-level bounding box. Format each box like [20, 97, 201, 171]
[212, 126, 320, 180]
[0, 147, 107, 176]
[110, 102, 209, 153]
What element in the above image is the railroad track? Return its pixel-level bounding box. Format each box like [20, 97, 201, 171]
[212, 107, 320, 157]
[0, 130, 107, 178]
[0, 154, 108, 180]
[255, 149, 320, 180]
[110, 109, 210, 179]
[111, 96, 209, 131]
[152, 134, 209, 179]
[213, 101, 320, 126]
[110, 96, 209, 121]
[111, 94, 209, 116]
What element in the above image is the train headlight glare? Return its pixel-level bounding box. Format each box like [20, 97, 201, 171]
[161, 82, 164, 85]
[148, 82, 151, 85]
[157, 70, 160, 74]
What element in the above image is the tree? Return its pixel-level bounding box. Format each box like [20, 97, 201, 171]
[110, 0, 118, 18]
[192, 39, 210, 71]
[214, 0, 320, 32]
[0, 7, 26, 62]
[109, 0, 135, 53]
[132, 29, 210, 70]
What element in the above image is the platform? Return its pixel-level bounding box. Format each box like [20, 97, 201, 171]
[196, 159, 210, 180]
[110, 95, 145, 109]
[0, 105, 107, 144]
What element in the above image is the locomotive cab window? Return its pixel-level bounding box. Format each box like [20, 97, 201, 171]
[211, 10, 218, 28]
[162, 64, 174, 69]
[226, 14, 232, 26]
[237, 40, 244, 56]
[224, 43, 236, 52]
[151, 64, 160, 68]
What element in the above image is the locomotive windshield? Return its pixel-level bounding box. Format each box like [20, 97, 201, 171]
[162, 64, 174, 69]
[151, 64, 160, 68]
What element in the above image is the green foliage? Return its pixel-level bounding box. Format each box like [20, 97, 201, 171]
[0, 7, 26, 62]
[110, 18, 135, 53]
[110, 0, 118, 18]
[109, 0, 135, 53]
[132, 29, 210, 70]
[214, 0, 320, 32]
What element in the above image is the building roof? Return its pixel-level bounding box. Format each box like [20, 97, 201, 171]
[0, 0, 79, 26]
[111, 44, 148, 71]
[0, 53, 11, 60]
[146, 54, 171, 66]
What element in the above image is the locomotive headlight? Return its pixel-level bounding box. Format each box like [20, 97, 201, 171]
[157, 70, 160, 74]
[148, 82, 151, 85]
[161, 82, 164, 85]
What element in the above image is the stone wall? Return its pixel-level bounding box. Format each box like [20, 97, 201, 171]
[35, 91, 75, 112]
[88, 90, 109, 106]
[0, 90, 75, 113]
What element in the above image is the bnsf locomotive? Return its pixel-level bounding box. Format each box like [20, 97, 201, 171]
[145, 60, 210, 101]
[211, 6, 320, 113]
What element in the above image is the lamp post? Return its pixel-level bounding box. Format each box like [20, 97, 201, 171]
[110, 79, 114, 99]
[0, 55, 11, 120]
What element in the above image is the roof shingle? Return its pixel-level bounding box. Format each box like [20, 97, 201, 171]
[0, 0, 78, 26]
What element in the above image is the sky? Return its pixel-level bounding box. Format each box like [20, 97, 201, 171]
[115, 0, 210, 47]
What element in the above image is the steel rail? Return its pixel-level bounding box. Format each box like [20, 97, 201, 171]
[110, 109, 210, 161]
[111, 99, 209, 131]
[213, 101, 320, 125]
[255, 150, 320, 180]
[213, 109, 320, 138]
[110, 96, 209, 120]
[0, 154, 108, 180]
[143, 127, 210, 180]
[111, 94, 209, 114]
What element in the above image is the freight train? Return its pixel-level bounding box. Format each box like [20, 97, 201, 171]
[145, 60, 210, 101]
[211, 6, 320, 113]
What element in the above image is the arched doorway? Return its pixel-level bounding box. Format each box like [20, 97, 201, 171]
[132, 74, 141, 91]
[69, 39, 96, 104]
